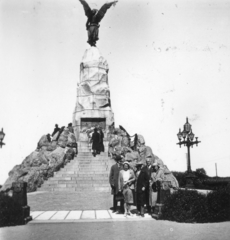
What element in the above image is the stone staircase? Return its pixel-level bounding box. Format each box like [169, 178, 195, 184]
[38, 141, 113, 193]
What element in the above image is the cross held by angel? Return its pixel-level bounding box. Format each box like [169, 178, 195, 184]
[79, 0, 118, 46]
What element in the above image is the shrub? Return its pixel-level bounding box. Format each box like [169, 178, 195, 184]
[160, 189, 208, 223]
[206, 186, 230, 222]
[0, 192, 23, 227]
[160, 187, 230, 223]
[171, 171, 187, 188]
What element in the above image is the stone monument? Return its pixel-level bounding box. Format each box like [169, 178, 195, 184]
[72, 47, 114, 142]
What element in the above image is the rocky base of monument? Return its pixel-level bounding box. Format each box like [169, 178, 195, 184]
[1, 127, 77, 193]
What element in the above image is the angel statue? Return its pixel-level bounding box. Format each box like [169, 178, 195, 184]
[79, 0, 118, 46]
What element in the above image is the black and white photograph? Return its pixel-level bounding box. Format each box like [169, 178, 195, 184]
[0, 0, 230, 239]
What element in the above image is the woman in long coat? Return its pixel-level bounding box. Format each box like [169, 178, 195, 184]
[150, 162, 164, 213]
[118, 162, 136, 216]
[91, 128, 100, 156]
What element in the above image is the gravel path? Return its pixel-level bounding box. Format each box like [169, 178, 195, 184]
[28, 191, 113, 211]
[1, 221, 230, 240]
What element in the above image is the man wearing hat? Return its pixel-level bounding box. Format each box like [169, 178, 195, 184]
[142, 156, 153, 214]
[135, 159, 149, 217]
[109, 155, 124, 213]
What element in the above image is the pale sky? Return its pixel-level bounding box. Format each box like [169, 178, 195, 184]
[0, 0, 230, 185]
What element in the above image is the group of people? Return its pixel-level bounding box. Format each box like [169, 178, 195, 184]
[90, 127, 104, 157]
[109, 155, 164, 217]
[51, 123, 74, 139]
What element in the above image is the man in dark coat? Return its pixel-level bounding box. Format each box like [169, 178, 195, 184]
[142, 156, 153, 214]
[91, 128, 100, 157]
[109, 155, 124, 213]
[135, 160, 150, 217]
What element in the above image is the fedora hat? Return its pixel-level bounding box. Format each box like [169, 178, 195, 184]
[136, 159, 145, 165]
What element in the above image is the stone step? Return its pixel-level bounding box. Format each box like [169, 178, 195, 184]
[44, 180, 109, 184]
[42, 183, 109, 187]
[61, 168, 108, 172]
[55, 173, 109, 177]
[76, 167, 108, 171]
[78, 147, 109, 150]
[77, 159, 109, 162]
[66, 161, 109, 165]
[77, 153, 108, 156]
[78, 146, 109, 150]
[76, 158, 109, 161]
[74, 163, 109, 166]
[77, 141, 109, 146]
[64, 164, 108, 168]
[38, 187, 110, 192]
[55, 171, 108, 175]
[48, 175, 109, 180]
[76, 157, 109, 160]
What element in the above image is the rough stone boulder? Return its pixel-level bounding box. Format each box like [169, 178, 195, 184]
[37, 134, 50, 149]
[138, 145, 154, 161]
[1, 133, 77, 193]
[125, 151, 140, 162]
[58, 128, 69, 148]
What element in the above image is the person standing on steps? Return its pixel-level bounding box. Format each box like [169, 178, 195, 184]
[91, 127, 100, 157]
[109, 155, 124, 213]
[135, 160, 149, 217]
[98, 127, 104, 153]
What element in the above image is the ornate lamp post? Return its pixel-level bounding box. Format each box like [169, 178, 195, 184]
[0, 128, 6, 148]
[177, 118, 201, 188]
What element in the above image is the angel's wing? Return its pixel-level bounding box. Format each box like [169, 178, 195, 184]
[95, 1, 118, 23]
[79, 0, 92, 18]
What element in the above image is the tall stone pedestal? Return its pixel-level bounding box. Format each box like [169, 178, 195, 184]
[73, 47, 114, 142]
[12, 181, 32, 224]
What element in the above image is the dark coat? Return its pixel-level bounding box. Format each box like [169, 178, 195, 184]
[142, 165, 152, 206]
[143, 165, 152, 181]
[109, 163, 122, 195]
[52, 126, 60, 137]
[99, 130, 104, 152]
[91, 131, 100, 151]
[136, 167, 150, 193]
[136, 166, 150, 206]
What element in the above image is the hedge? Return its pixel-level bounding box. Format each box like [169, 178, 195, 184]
[160, 186, 230, 223]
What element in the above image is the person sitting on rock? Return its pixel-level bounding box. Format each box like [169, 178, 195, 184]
[56, 126, 65, 141]
[51, 124, 60, 137]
